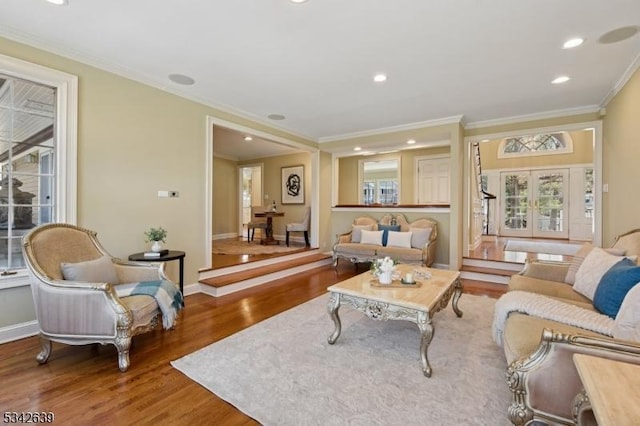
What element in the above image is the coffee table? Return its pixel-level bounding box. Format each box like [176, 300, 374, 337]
[326, 264, 462, 377]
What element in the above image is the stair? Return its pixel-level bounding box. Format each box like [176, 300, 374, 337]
[197, 250, 333, 297]
[461, 258, 524, 285]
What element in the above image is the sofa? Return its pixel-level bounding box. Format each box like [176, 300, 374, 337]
[494, 229, 640, 425]
[332, 213, 437, 267]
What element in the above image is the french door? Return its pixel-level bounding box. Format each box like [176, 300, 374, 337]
[500, 169, 569, 238]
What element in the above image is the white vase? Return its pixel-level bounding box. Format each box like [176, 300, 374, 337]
[151, 241, 162, 252]
[378, 270, 393, 285]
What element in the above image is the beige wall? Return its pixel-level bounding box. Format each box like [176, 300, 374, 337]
[212, 156, 239, 236]
[337, 146, 451, 204]
[479, 130, 594, 171]
[602, 67, 640, 245]
[239, 152, 311, 238]
[0, 36, 316, 329]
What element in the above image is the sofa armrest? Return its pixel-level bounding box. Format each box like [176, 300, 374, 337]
[506, 329, 640, 425]
[336, 232, 352, 245]
[519, 260, 570, 283]
[113, 260, 168, 283]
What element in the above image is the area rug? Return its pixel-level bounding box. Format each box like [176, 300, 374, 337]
[171, 293, 511, 425]
[505, 239, 581, 256]
[212, 239, 303, 255]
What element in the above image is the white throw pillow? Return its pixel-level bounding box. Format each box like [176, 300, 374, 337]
[61, 255, 119, 284]
[574, 247, 626, 300]
[360, 230, 383, 246]
[565, 243, 626, 284]
[351, 224, 373, 243]
[386, 231, 412, 248]
[410, 227, 432, 249]
[612, 283, 640, 342]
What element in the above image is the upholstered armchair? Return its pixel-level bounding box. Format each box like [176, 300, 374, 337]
[22, 223, 179, 372]
[286, 206, 311, 246]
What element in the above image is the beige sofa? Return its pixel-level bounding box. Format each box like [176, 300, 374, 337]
[332, 213, 437, 267]
[498, 229, 640, 425]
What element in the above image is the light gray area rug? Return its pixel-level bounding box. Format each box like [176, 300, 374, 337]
[172, 294, 511, 425]
[505, 239, 581, 256]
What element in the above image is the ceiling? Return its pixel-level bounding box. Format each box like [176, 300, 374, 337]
[1, 1, 639, 159]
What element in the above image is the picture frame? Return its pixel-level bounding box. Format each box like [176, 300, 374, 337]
[281, 165, 304, 204]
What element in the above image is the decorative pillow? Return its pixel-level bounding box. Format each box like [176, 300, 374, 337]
[410, 227, 432, 249]
[593, 258, 640, 318]
[360, 230, 384, 246]
[61, 255, 119, 284]
[612, 283, 640, 342]
[378, 224, 401, 246]
[565, 243, 626, 284]
[351, 224, 373, 243]
[574, 247, 627, 300]
[386, 231, 413, 248]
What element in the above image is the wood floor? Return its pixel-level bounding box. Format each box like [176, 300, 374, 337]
[0, 264, 504, 425]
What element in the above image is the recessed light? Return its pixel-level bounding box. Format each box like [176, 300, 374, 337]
[46, 0, 68, 4]
[407, 139, 416, 145]
[168, 73, 195, 85]
[354, 147, 362, 151]
[290, 0, 308, 3]
[373, 73, 387, 83]
[267, 114, 286, 120]
[481, 139, 490, 143]
[552, 76, 570, 84]
[563, 38, 584, 49]
[244, 136, 253, 142]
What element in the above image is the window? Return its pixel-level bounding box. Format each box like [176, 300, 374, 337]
[0, 54, 77, 282]
[359, 158, 399, 205]
[363, 179, 398, 204]
[498, 132, 573, 158]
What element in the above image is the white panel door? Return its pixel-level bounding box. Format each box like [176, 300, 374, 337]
[417, 157, 450, 203]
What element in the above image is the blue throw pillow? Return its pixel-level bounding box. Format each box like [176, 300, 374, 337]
[593, 258, 640, 318]
[378, 224, 401, 246]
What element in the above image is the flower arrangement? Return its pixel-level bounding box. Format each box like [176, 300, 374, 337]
[371, 256, 396, 275]
[144, 227, 167, 243]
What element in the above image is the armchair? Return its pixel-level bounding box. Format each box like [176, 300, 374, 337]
[22, 223, 177, 372]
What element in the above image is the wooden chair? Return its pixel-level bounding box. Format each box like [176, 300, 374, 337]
[247, 206, 268, 242]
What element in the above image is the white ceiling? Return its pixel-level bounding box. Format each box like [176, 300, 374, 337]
[1, 0, 639, 158]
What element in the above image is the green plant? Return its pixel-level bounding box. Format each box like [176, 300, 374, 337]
[144, 227, 167, 243]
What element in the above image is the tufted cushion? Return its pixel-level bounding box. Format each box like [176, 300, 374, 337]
[378, 224, 401, 246]
[61, 255, 120, 284]
[351, 225, 373, 243]
[386, 231, 412, 248]
[360, 230, 383, 246]
[593, 258, 640, 318]
[410, 227, 432, 249]
[574, 247, 627, 300]
[612, 284, 640, 342]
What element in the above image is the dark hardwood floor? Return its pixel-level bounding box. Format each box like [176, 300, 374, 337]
[0, 264, 503, 425]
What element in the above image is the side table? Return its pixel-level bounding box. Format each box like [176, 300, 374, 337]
[128, 250, 186, 304]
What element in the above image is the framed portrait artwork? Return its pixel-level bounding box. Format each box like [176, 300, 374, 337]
[281, 165, 304, 204]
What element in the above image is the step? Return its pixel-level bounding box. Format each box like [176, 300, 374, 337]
[460, 265, 516, 277]
[460, 258, 522, 285]
[197, 252, 333, 297]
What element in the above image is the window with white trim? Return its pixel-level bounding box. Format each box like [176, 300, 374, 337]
[498, 132, 573, 158]
[0, 54, 77, 280]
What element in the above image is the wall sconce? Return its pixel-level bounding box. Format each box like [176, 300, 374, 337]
[26, 153, 39, 163]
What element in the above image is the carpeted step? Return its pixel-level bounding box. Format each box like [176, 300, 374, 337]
[200, 253, 332, 288]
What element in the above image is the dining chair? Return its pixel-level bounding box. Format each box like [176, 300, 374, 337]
[286, 206, 311, 247]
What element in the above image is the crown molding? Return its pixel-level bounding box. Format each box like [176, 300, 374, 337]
[0, 27, 316, 143]
[600, 52, 640, 107]
[464, 105, 601, 130]
[318, 115, 464, 143]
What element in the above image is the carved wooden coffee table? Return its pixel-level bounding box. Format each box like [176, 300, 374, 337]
[327, 264, 462, 377]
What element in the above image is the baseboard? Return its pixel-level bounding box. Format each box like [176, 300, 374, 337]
[0, 320, 39, 344]
[212, 232, 238, 240]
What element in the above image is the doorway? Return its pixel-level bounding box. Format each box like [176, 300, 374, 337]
[500, 169, 570, 239]
[239, 164, 263, 237]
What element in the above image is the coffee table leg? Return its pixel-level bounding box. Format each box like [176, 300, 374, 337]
[418, 312, 434, 377]
[327, 293, 342, 344]
[452, 277, 463, 318]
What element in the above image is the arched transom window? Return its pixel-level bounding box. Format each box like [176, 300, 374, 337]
[498, 132, 573, 158]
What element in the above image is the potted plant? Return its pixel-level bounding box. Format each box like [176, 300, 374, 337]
[144, 227, 167, 252]
[371, 256, 396, 284]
